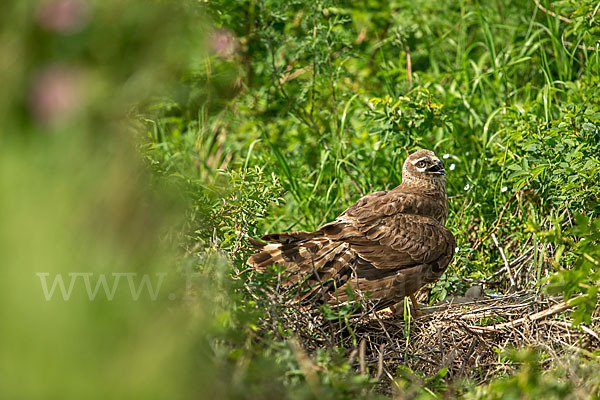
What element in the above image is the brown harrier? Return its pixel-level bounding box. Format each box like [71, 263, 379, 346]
[248, 149, 455, 312]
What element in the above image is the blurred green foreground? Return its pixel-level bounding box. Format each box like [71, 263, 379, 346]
[0, 1, 218, 398]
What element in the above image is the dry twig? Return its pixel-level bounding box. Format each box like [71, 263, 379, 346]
[491, 233, 516, 288]
[532, 0, 572, 23]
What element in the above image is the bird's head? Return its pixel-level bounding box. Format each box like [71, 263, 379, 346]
[402, 149, 446, 184]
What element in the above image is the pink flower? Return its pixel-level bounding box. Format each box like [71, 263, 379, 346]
[209, 29, 238, 58]
[29, 65, 82, 125]
[37, 0, 90, 34]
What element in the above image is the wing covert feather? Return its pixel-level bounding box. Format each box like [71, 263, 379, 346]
[321, 213, 454, 270]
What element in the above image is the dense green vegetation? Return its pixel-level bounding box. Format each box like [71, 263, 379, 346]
[1, 0, 599, 398]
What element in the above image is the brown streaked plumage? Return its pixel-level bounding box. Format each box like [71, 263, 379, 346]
[247, 149, 455, 310]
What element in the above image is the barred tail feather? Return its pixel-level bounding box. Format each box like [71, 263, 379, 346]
[248, 231, 363, 305]
[248, 231, 331, 270]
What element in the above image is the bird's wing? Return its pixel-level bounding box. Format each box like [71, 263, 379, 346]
[319, 191, 455, 270]
[349, 213, 455, 269]
[338, 190, 425, 222]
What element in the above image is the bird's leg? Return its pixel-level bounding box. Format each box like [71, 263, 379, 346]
[410, 294, 423, 318]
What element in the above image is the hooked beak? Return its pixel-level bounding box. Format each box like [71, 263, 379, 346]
[427, 159, 446, 175]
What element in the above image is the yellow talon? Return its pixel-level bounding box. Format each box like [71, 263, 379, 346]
[410, 294, 423, 318]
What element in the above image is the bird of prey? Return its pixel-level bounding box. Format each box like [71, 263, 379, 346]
[247, 149, 455, 312]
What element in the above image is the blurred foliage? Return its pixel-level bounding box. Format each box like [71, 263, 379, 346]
[465, 348, 592, 400]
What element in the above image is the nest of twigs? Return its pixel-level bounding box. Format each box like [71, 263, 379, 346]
[266, 291, 600, 393]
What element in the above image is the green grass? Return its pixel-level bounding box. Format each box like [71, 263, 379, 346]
[147, 0, 599, 293]
[142, 0, 600, 396]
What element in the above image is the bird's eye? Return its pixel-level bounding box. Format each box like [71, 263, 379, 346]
[416, 161, 426, 168]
